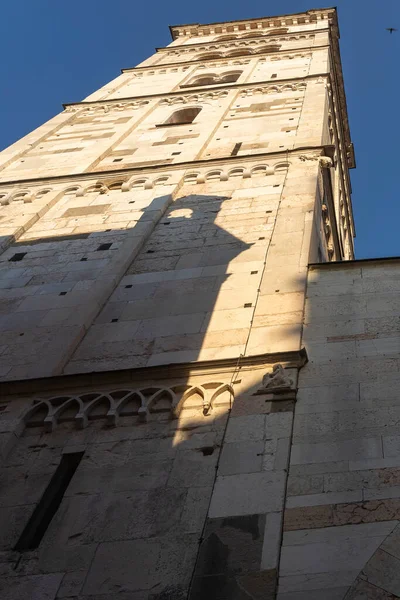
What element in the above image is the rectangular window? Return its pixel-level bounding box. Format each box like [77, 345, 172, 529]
[14, 452, 84, 552]
[231, 142, 242, 156]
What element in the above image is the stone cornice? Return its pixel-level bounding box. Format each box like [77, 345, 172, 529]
[169, 8, 334, 39]
[0, 146, 331, 190]
[63, 73, 325, 110]
[155, 30, 322, 52]
[121, 42, 327, 72]
[0, 348, 308, 398]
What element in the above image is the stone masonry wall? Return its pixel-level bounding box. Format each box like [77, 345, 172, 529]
[279, 260, 400, 599]
[0, 360, 299, 600]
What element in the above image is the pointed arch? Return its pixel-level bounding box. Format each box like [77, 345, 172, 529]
[116, 391, 144, 416]
[53, 397, 83, 423]
[23, 402, 50, 427]
[197, 52, 223, 61]
[84, 394, 113, 420]
[147, 388, 175, 414]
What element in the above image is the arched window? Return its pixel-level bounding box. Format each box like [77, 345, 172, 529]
[197, 52, 223, 61]
[163, 107, 202, 126]
[220, 71, 241, 83]
[255, 45, 281, 54]
[225, 49, 252, 58]
[182, 74, 218, 87]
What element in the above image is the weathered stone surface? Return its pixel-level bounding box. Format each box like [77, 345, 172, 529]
[345, 578, 398, 599]
[0, 573, 63, 600]
[209, 471, 286, 518]
[218, 441, 264, 476]
[361, 549, 400, 597]
[284, 499, 400, 531]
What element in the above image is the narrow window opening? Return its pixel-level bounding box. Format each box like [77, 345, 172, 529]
[231, 142, 242, 156]
[14, 452, 84, 552]
[113, 158, 123, 162]
[160, 107, 202, 127]
[80, 257, 87, 262]
[271, 73, 277, 78]
[97, 243, 112, 251]
[251, 271, 258, 275]
[59, 292, 67, 296]
[171, 152, 181, 156]
[111, 318, 119, 323]
[125, 284, 132, 289]
[244, 303, 252, 308]
[9, 252, 26, 262]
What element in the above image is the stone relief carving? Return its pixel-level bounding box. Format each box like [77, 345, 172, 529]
[159, 90, 229, 105]
[167, 35, 314, 55]
[298, 155, 332, 168]
[64, 100, 149, 114]
[21, 382, 234, 432]
[240, 82, 306, 97]
[0, 174, 172, 207]
[257, 364, 294, 393]
[183, 161, 290, 185]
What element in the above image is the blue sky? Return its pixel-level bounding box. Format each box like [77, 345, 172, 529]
[0, 0, 399, 258]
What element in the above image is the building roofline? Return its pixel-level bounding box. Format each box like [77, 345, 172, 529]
[309, 256, 400, 268]
[169, 7, 337, 39]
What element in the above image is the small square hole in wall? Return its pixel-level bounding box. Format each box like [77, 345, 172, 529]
[59, 292, 67, 296]
[9, 252, 26, 262]
[172, 152, 181, 155]
[129, 201, 135, 204]
[19, 333, 24, 336]
[97, 243, 112, 251]
[80, 257, 87, 262]
[289, 118, 294, 121]
[106, 229, 111, 232]
[279, 145, 284, 148]
[258, 237, 265, 240]
[244, 303, 252, 308]
[113, 158, 123, 162]
[163, 222, 171, 225]
[273, 184, 280, 187]
[292, 108, 297, 110]
[251, 271, 258, 275]
[111, 318, 119, 323]
[125, 284, 132, 289]
[223, 125, 229, 128]
[146, 250, 155, 254]
[266, 210, 272, 213]
[271, 74, 277, 78]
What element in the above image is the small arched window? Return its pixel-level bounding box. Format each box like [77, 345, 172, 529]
[182, 74, 218, 87]
[220, 71, 241, 83]
[163, 107, 202, 126]
[197, 52, 223, 61]
[225, 49, 252, 58]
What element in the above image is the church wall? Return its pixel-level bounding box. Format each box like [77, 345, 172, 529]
[0, 358, 300, 599]
[279, 260, 400, 599]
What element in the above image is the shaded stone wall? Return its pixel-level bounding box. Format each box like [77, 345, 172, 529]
[279, 260, 400, 599]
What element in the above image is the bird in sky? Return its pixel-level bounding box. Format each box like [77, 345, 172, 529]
[386, 27, 398, 34]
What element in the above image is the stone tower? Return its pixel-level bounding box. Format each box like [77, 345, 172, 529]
[7, 8, 396, 600]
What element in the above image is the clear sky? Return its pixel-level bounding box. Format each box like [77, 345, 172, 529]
[0, 0, 399, 259]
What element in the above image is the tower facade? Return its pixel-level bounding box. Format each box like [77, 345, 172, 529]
[5, 8, 394, 600]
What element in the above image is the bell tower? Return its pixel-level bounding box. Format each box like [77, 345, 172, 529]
[0, 9, 355, 600]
